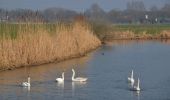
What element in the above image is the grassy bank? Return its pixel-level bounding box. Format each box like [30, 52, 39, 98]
[0, 22, 101, 71]
[92, 23, 170, 40]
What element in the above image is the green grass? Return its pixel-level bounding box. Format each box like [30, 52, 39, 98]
[0, 23, 71, 39]
[111, 24, 170, 35]
[91, 22, 170, 40]
[0, 23, 18, 39]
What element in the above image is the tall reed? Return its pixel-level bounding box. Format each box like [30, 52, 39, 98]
[0, 22, 101, 70]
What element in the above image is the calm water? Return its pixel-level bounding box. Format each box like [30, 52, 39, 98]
[0, 40, 170, 100]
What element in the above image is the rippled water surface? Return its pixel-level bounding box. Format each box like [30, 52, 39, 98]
[0, 40, 170, 100]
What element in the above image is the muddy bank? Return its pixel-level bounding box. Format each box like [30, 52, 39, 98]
[0, 22, 101, 71]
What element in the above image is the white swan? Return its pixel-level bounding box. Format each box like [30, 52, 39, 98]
[128, 70, 135, 84]
[56, 72, 64, 83]
[133, 78, 140, 91]
[22, 77, 31, 87]
[72, 69, 87, 82]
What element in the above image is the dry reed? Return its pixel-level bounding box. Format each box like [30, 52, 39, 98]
[0, 22, 101, 70]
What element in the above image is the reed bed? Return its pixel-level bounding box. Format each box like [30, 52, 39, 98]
[0, 22, 101, 70]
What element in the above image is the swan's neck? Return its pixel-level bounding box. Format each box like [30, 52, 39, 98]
[137, 78, 140, 88]
[131, 70, 133, 79]
[62, 72, 64, 80]
[28, 77, 30, 84]
[72, 69, 75, 80]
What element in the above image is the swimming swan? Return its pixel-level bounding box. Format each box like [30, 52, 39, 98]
[72, 69, 87, 82]
[128, 70, 135, 84]
[22, 77, 31, 87]
[133, 78, 140, 91]
[56, 72, 64, 83]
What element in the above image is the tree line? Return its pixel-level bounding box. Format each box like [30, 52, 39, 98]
[0, 1, 170, 24]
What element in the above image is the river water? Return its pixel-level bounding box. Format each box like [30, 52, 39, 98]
[0, 40, 170, 100]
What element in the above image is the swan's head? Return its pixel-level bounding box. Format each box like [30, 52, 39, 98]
[72, 69, 74, 72]
[28, 76, 31, 83]
[62, 72, 65, 76]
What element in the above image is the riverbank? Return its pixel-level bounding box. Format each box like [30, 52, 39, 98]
[92, 23, 170, 41]
[0, 22, 101, 71]
[102, 30, 170, 41]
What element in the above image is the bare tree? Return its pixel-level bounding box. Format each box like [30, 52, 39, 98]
[126, 0, 146, 12]
[150, 5, 158, 12]
[85, 3, 108, 22]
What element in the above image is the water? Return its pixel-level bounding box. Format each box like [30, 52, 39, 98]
[0, 40, 170, 100]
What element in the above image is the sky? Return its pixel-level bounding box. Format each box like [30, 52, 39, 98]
[0, 0, 166, 11]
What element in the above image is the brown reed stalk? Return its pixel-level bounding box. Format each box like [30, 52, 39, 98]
[0, 21, 101, 70]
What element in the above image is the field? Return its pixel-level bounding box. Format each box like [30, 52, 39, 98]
[112, 24, 170, 34]
[92, 23, 170, 40]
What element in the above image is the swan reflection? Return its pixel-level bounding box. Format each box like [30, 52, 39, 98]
[22, 86, 30, 92]
[133, 90, 140, 100]
[72, 81, 87, 96]
[135, 91, 140, 100]
[57, 82, 64, 89]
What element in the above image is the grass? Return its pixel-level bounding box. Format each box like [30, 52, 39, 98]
[0, 23, 69, 38]
[0, 21, 101, 70]
[91, 22, 170, 40]
[112, 24, 170, 35]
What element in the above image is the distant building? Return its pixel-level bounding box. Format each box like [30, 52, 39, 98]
[145, 15, 148, 20]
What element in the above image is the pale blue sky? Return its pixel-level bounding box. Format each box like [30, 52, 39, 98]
[0, 0, 165, 11]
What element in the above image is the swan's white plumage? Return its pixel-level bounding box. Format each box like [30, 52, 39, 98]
[72, 69, 87, 82]
[128, 70, 134, 84]
[56, 72, 64, 83]
[22, 77, 31, 87]
[133, 78, 140, 91]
